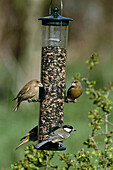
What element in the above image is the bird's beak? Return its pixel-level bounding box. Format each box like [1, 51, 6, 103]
[38, 83, 43, 87]
[71, 83, 76, 86]
[72, 129, 76, 131]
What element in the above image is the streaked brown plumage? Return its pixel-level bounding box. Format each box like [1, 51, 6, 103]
[67, 80, 83, 103]
[12, 79, 43, 112]
[16, 125, 38, 150]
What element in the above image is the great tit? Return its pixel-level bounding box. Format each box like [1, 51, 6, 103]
[12, 79, 43, 112]
[16, 125, 38, 150]
[34, 125, 76, 150]
[66, 80, 83, 103]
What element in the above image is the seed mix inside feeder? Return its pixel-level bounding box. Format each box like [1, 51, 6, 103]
[37, 3, 72, 150]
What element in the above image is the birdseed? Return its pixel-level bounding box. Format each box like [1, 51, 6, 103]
[39, 46, 66, 141]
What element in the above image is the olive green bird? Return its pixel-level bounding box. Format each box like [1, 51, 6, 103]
[16, 126, 60, 150]
[66, 80, 83, 103]
[12, 79, 43, 112]
[16, 125, 38, 150]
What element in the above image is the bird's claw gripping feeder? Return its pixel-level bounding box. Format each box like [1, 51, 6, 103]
[37, 0, 72, 150]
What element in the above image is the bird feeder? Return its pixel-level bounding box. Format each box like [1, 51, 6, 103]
[38, 3, 72, 150]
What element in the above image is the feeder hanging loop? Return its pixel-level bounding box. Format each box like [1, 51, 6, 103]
[49, 0, 63, 16]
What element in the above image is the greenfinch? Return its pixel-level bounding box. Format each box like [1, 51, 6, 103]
[16, 125, 38, 150]
[12, 79, 43, 112]
[66, 80, 83, 103]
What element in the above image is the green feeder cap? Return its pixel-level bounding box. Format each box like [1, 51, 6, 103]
[38, 6, 73, 26]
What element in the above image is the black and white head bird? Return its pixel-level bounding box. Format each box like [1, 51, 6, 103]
[34, 125, 76, 150]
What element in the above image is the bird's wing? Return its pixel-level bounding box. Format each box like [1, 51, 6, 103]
[49, 125, 60, 134]
[20, 133, 30, 141]
[58, 134, 65, 139]
[49, 133, 64, 141]
[49, 128, 69, 143]
[67, 86, 73, 96]
[20, 126, 38, 142]
[49, 133, 69, 143]
[17, 86, 31, 98]
[29, 125, 38, 134]
[29, 126, 38, 141]
[56, 133, 69, 140]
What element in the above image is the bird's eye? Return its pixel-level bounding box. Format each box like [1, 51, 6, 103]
[74, 80, 78, 83]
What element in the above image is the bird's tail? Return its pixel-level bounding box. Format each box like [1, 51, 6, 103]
[12, 97, 17, 101]
[34, 140, 51, 150]
[12, 102, 20, 112]
[20, 133, 29, 141]
[16, 138, 29, 150]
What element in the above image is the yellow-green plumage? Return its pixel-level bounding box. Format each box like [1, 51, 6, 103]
[16, 125, 38, 150]
[67, 80, 83, 103]
[12, 79, 43, 112]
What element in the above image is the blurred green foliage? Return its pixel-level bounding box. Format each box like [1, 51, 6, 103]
[11, 54, 113, 169]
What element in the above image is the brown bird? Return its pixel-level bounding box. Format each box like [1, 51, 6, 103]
[12, 79, 43, 112]
[66, 80, 83, 103]
[16, 125, 38, 150]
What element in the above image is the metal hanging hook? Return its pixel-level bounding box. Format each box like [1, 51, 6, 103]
[49, 0, 63, 16]
[48, 0, 63, 43]
[60, 0, 63, 16]
[49, 0, 52, 15]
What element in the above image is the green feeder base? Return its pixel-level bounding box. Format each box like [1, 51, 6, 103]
[34, 142, 66, 151]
